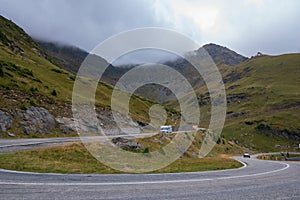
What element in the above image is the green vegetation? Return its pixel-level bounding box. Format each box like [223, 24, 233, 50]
[0, 65, 4, 77]
[51, 68, 64, 74]
[0, 15, 176, 137]
[0, 15, 299, 152]
[168, 54, 300, 152]
[132, 131, 245, 156]
[257, 153, 300, 161]
[157, 157, 242, 173]
[29, 87, 38, 93]
[51, 89, 57, 96]
[19, 104, 27, 111]
[220, 54, 300, 152]
[0, 142, 242, 174]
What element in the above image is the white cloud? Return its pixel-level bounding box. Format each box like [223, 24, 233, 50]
[169, 1, 219, 33]
[153, 0, 300, 56]
[0, 0, 299, 56]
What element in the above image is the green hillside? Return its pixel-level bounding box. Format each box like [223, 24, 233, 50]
[165, 53, 300, 152]
[0, 15, 166, 137]
[180, 53, 299, 152]
[222, 54, 300, 151]
[1, 15, 298, 152]
[0, 16, 111, 105]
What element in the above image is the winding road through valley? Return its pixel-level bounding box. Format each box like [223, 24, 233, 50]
[0, 138, 299, 200]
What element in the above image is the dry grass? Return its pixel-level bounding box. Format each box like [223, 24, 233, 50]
[0, 141, 242, 174]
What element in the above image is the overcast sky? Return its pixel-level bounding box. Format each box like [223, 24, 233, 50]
[0, 0, 299, 57]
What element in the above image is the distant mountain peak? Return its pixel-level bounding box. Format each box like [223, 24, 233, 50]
[201, 43, 248, 66]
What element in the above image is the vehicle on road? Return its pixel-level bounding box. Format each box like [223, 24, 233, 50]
[243, 152, 251, 158]
[160, 125, 173, 134]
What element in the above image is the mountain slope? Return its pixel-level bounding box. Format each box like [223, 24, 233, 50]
[222, 54, 300, 144]
[172, 53, 300, 151]
[202, 43, 248, 66]
[35, 38, 300, 152]
[2, 15, 298, 152]
[0, 15, 165, 138]
[131, 44, 248, 103]
[34, 40, 88, 73]
[0, 16, 76, 103]
[34, 40, 130, 85]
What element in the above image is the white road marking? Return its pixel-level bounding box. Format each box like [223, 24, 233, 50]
[0, 137, 292, 186]
[0, 162, 289, 186]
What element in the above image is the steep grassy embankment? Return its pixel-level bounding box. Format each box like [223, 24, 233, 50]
[0, 15, 173, 137]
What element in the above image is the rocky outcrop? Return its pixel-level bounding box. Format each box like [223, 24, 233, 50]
[0, 110, 13, 132]
[18, 106, 55, 135]
[226, 111, 248, 119]
[1, 105, 79, 136]
[227, 93, 249, 104]
[55, 117, 76, 134]
[256, 123, 300, 141]
[112, 137, 144, 151]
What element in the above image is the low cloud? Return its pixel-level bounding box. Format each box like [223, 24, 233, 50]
[0, 0, 299, 56]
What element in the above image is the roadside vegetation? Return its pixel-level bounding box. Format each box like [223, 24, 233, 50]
[257, 152, 300, 161]
[0, 16, 180, 138]
[0, 131, 244, 174]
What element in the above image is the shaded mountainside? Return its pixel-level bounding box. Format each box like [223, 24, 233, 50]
[130, 44, 248, 103]
[202, 43, 248, 66]
[34, 41, 249, 104]
[34, 40, 88, 73]
[0, 15, 166, 138]
[34, 39, 130, 84]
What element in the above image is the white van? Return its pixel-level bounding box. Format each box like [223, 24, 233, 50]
[160, 126, 173, 134]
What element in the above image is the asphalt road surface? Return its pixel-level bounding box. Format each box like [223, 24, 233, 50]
[0, 137, 81, 153]
[0, 139, 299, 199]
[0, 134, 156, 153]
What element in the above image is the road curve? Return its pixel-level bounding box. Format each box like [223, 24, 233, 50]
[0, 153, 299, 199]
[0, 134, 157, 153]
[0, 137, 81, 153]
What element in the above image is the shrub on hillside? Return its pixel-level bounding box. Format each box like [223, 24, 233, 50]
[51, 89, 57, 96]
[0, 65, 3, 77]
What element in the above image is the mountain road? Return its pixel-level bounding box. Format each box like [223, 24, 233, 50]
[0, 138, 299, 199]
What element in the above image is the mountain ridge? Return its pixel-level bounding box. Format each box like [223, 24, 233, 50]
[202, 43, 248, 66]
[35, 39, 249, 104]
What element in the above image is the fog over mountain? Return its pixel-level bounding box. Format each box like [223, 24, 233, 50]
[1, 0, 299, 57]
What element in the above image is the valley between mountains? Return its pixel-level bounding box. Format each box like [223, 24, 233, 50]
[0, 15, 299, 154]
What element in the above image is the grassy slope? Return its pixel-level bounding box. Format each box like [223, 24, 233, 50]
[206, 55, 300, 152]
[0, 16, 113, 106]
[132, 131, 245, 156]
[167, 54, 300, 152]
[0, 16, 166, 136]
[0, 131, 243, 174]
[222, 54, 300, 151]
